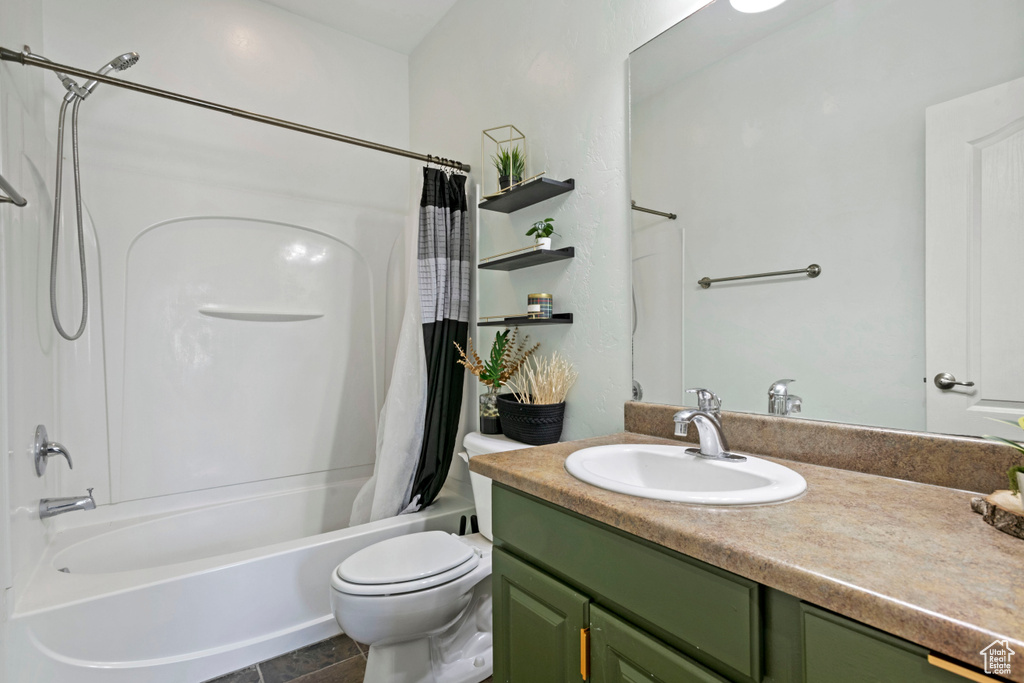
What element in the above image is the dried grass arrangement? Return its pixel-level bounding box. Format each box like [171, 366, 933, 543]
[454, 328, 539, 389]
[507, 352, 579, 405]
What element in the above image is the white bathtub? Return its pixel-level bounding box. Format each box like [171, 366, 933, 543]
[6, 479, 473, 682]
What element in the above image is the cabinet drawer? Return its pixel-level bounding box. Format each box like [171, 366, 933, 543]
[493, 485, 761, 681]
[802, 604, 965, 683]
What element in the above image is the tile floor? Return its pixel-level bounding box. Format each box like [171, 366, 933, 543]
[205, 634, 493, 683]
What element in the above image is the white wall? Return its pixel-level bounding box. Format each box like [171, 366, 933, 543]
[0, 0, 58, 638]
[39, 0, 412, 506]
[632, 0, 1024, 430]
[409, 0, 708, 446]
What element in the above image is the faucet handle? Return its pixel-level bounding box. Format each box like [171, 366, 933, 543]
[768, 379, 795, 396]
[686, 388, 721, 416]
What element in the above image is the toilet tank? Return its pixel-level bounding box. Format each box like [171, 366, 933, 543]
[459, 432, 526, 540]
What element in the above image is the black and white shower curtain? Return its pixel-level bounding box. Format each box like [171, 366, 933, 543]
[349, 167, 469, 524]
[408, 167, 469, 509]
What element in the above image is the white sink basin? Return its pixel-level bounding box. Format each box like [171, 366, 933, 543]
[564, 444, 807, 505]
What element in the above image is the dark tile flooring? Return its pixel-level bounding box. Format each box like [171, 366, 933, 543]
[204, 634, 493, 683]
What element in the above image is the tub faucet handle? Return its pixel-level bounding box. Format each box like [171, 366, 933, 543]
[34, 425, 73, 477]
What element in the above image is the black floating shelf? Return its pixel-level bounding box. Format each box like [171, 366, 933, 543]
[479, 247, 575, 271]
[479, 178, 575, 213]
[478, 313, 573, 327]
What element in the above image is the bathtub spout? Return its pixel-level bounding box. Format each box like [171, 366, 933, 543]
[40, 488, 95, 519]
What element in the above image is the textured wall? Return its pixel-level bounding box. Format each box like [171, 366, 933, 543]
[409, 0, 708, 447]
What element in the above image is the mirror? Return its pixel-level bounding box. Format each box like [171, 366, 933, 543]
[630, 0, 1024, 438]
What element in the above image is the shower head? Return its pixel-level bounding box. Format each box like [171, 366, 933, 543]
[66, 51, 140, 101]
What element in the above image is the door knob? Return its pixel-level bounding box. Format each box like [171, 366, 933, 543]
[934, 373, 975, 390]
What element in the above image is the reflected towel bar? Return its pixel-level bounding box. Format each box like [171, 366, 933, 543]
[631, 201, 676, 220]
[0, 170, 27, 207]
[698, 263, 821, 289]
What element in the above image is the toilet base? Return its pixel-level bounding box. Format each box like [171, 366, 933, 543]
[363, 576, 492, 683]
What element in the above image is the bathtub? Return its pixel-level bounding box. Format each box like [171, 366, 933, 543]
[6, 478, 473, 682]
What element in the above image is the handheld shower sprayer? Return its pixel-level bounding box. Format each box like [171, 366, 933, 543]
[71, 52, 140, 101]
[37, 48, 140, 340]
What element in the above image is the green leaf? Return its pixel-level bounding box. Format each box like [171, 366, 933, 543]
[983, 434, 1024, 455]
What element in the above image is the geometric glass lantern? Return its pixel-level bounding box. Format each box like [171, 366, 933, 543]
[481, 124, 526, 197]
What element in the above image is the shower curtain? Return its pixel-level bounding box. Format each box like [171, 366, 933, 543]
[351, 167, 469, 524]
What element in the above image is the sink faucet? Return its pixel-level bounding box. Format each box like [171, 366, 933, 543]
[674, 389, 745, 461]
[768, 379, 802, 417]
[40, 488, 95, 519]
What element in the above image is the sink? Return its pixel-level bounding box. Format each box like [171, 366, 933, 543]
[564, 444, 807, 505]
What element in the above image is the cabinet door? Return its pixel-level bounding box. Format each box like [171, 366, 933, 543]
[591, 605, 730, 683]
[802, 604, 965, 683]
[493, 547, 590, 683]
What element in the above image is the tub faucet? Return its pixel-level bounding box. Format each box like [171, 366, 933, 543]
[673, 403, 746, 462]
[768, 379, 802, 417]
[40, 488, 95, 519]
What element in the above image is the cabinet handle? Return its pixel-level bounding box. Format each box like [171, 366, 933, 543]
[580, 628, 590, 680]
[928, 654, 1000, 682]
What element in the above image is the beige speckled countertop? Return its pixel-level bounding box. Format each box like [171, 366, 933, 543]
[470, 432, 1024, 680]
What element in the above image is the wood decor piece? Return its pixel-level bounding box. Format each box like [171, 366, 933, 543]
[971, 490, 1024, 539]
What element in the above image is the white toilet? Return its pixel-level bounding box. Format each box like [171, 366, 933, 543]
[330, 431, 525, 683]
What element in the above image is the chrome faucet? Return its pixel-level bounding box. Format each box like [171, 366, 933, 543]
[768, 379, 802, 417]
[674, 389, 745, 461]
[40, 488, 95, 519]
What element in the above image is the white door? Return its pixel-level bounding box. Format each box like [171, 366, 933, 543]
[926, 76, 1024, 439]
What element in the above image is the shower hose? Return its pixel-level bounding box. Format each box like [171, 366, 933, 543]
[50, 95, 88, 341]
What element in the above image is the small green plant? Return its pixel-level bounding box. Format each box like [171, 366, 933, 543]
[490, 145, 526, 179]
[526, 218, 558, 239]
[983, 416, 1024, 494]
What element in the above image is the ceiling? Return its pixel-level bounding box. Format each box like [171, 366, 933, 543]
[261, 0, 460, 54]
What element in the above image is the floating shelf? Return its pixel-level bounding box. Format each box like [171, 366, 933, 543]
[478, 313, 573, 327]
[479, 178, 575, 213]
[479, 247, 575, 271]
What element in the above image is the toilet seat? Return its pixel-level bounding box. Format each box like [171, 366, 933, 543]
[334, 531, 481, 596]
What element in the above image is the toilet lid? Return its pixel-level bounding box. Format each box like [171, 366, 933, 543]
[338, 531, 477, 586]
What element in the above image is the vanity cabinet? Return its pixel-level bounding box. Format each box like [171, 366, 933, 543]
[492, 484, 973, 683]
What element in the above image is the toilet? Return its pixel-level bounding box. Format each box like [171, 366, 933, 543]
[330, 431, 525, 683]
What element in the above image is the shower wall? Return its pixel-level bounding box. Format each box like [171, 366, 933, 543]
[0, 0, 56, 633]
[38, 0, 412, 506]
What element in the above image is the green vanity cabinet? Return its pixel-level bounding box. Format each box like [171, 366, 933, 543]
[492, 484, 979, 683]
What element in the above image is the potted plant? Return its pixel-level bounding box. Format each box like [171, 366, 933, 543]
[984, 416, 1024, 504]
[526, 218, 558, 250]
[498, 352, 578, 445]
[490, 145, 525, 191]
[455, 329, 538, 434]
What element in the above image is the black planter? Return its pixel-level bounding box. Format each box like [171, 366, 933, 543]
[496, 394, 565, 446]
[498, 174, 522, 191]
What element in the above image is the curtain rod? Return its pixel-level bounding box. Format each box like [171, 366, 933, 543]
[0, 46, 470, 172]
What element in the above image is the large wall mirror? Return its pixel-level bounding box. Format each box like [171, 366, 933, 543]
[629, 0, 1024, 439]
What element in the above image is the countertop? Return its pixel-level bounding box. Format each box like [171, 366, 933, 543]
[469, 432, 1024, 680]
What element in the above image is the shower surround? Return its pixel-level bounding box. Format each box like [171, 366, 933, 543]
[0, 0, 459, 680]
